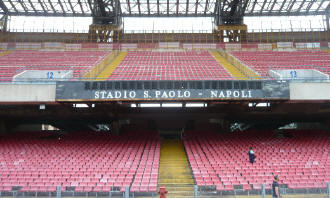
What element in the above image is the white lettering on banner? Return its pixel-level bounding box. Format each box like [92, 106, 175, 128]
[258, 43, 272, 50]
[65, 44, 82, 49]
[225, 44, 241, 50]
[0, 43, 8, 49]
[296, 43, 320, 49]
[16, 43, 42, 49]
[98, 44, 113, 49]
[210, 90, 252, 98]
[277, 42, 293, 48]
[44, 42, 63, 48]
[121, 43, 137, 49]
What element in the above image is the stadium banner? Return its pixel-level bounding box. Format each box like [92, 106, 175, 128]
[121, 43, 138, 49]
[0, 43, 8, 49]
[295, 43, 320, 49]
[183, 43, 216, 49]
[65, 44, 82, 50]
[225, 44, 241, 51]
[82, 43, 98, 49]
[56, 81, 289, 101]
[159, 42, 180, 48]
[277, 42, 293, 48]
[98, 43, 113, 49]
[258, 43, 273, 50]
[16, 42, 42, 49]
[44, 42, 64, 49]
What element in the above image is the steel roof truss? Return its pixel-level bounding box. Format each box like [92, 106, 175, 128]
[77, 0, 84, 14]
[204, 0, 208, 14]
[297, 0, 307, 12]
[68, 0, 76, 14]
[278, 0, 287, 13]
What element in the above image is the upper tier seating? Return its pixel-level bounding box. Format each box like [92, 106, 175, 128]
[0, 131, 160, 192]
[108, 51, 234, 80]
[230, 51, 330, 77]
[184, 130, 329, 191]
[0, 50, 110, 81]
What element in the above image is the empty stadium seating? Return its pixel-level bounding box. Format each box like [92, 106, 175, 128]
[230, 51, 330, 77]
[0, 131, 160, 192]
[184, 130, 329, 191]
[108, 51, 234, 80]
[0, 50, 110, 81]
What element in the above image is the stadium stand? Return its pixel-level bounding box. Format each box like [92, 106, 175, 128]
[0, 50, 110, 81]
[230, 51, 330, 77]
[184, 130, 330, 191]
[0, 131, 160, 192]
[108, 51, 234, 80]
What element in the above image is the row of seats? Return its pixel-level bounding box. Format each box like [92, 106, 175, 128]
[230, 51, 330, 77]
[184, 130, 330, 191]
[108, 51, 234, 80]
[0, 131, 160, 192]
[0, 50, 110, 81]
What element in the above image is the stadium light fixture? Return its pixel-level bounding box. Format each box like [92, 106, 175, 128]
[73, 103, 89, 108]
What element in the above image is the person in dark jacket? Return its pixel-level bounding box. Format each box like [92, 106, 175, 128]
[272, 175, 281, 198]
[248, 147, 256, 164]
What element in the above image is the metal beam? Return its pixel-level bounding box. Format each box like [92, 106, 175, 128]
[176, 0, 179, 15]
[259, 0, 268, 14]
[195, 0, 198, 15]
[278, 0, 288, 13]
[147, 0, 150, 15]
[126, 0, 131, 15]
[297, 0, 307, 12]
[157, 0, 159, 15]
[0, 0, 9, 13]
[58, 0, 66, 14]
[77, 0, 84, 14]
[204, 0, 208, 14]
[167, 0, 169, 15]
[48, 0, 57, 13]
[27, 0, 38, 13]
[17, 0, 29, 13]
[269, 0, 278, 13]
[8, 0, 19, 13]
[186, 0, 189, 15]
[287, 0, 297, 12]
[249, 0, 258, 14]
[68, 0, 76, 14]
[137, 0, 141, 15]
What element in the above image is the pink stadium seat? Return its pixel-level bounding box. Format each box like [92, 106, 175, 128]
[230, 50, 330, 78]
[0, 50, 111, 81]
[184, 130, 329, 191]
[0, 131, 160, 192]
[108, 51, 234, 80]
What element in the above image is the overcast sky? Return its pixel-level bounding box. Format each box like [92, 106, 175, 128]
[4, 15, 327, 33]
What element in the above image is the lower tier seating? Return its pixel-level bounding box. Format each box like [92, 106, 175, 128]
[0, 131, 160, 192]
[184, 130, 329, 191]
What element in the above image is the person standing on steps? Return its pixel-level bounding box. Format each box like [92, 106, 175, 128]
[248, 147, 256, 164]
[158, 185, 168, 198]
[272, 175, 281, 198]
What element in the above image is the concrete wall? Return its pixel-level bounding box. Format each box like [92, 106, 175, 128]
[290, 83, 330, 100]
[0, 84, 56, 102]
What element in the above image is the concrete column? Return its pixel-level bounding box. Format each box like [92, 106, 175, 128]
[194, 185, 198, 198]
[261, 184, 266, 198]
[327, 182, 330, 198]
[125, 186, 129, 198]
[57, 186, 61, 198]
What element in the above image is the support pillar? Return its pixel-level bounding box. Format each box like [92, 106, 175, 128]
[327, 182, 330, 198]
[57, 186, 61, 198]
[215, 25, 247, 42]
[261, 184, 266, 198]
[88, 24, 122, 43]
[194, 185, 198, 198]
[125, 186, 129, 198]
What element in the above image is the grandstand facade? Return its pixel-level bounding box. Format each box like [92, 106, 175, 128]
[0, 0, 330, 197]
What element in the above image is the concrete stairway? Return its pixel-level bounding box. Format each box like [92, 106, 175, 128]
[210, 50, 247, 80]
[158, 139, 195, 198]
[96, 51, 127, 79]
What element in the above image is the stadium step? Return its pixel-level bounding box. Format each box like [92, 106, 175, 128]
[158, 139, 195, 198]
[96, 51, 127, 80]
[210, 50, 247, 80]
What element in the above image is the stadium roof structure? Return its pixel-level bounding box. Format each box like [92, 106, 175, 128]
[0, 0, 329, 18]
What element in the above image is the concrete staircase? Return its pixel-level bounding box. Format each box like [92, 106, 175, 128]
[158, 139, 195, 198]
[210, 50, 247, 80]
[96, 51, 127, 80]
